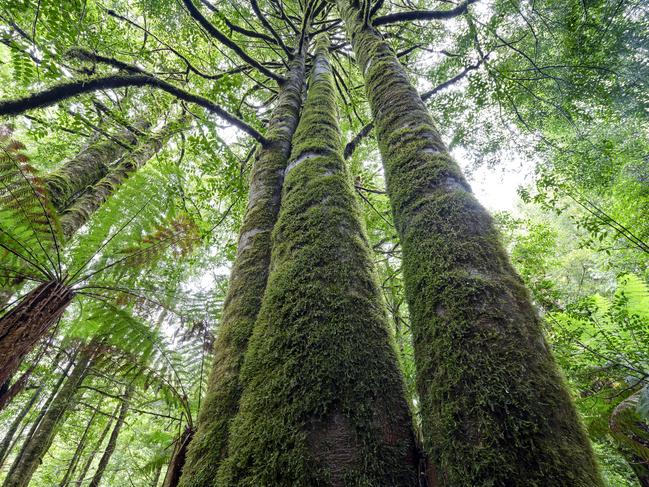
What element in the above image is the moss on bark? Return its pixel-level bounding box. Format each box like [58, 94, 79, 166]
[217, 36, 418, 486]
[45, 120, 149, 212]
[177, 45, 309, 487]
[337, 3, 604, 485]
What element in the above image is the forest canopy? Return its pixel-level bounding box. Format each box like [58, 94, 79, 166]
[0, 0, 647, 485]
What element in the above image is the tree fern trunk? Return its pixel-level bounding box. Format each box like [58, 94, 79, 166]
[337, 3, 602, 485]
[3, 345, 93, 487]
[162, 427, 193, 487]
[217, 36, 418, 486]
[0, 280, 74, 387]
[178, 40, 308, 487]
[88, 386, 131, 487]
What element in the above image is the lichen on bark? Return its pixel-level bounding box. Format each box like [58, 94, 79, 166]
[337, 2, 604, 485]
[217, 35, 418, 486]
[177, 42, 309, 487]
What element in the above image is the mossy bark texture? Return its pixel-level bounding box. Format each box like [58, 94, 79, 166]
[337, 3, 603, 486]
[178, 46, 308, 487]
[3, 345, 93, 487]
[59, 122, 171, 239]
[45, 121, 148, 212]
[217, 37, 418, 486]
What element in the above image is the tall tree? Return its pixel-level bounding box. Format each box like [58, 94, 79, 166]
[336, 1, 603, 485]
[217, 36, 418, 485]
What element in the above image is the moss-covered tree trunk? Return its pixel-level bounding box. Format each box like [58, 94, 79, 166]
[0, 280, 74, 387]
[59, 120, 175, 239]
[3, 345, 93, 487]
[178, 42, 308, 487]
[610, 386, 649, 486]
[88, 386, 132, 487]
[45, 121, 148, 212]
[217, 36, 418, 486]
[337, 3, 603, 485]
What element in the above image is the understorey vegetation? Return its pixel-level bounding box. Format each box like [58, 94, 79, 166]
[0, 0, 647, 485]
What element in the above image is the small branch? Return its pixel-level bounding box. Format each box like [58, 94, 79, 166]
[199, 0, 278, 45]
[181, 0, 286, 84]
[0, 75, 267, 144]
[250, 0, 293, 58]
[373, 0, 478, 26]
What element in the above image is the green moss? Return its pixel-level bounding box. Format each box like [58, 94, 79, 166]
[178, 50, 308, 487]
[217, 36, 418, 486]
[337, 2, 605, 485]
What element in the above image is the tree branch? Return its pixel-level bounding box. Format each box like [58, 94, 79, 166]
[199, 0, 278, 45]
[249, 0, 293, 58]
[373, 0, 478, 26]
[0, 75, 268, 145]
[181, 0, 286, 84]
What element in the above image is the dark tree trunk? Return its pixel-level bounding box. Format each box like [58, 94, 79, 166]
[88, 386, 131, 487]
[217, 36, 418, 486]
[162, 427, 194, 487]
[178, 40, 308, 487]
[0, 280, 74, 387]
[337, 2, 603, 485]
[3, 346, 93, 487]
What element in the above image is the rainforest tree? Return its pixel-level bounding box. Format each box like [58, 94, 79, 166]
[0, 0, 647, 486]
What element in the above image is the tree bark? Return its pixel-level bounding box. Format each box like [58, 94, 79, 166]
[3, 346, 93, 487]
[59, 120, 174, 239]
[45, 121, 148, 212]
[217, 36, 418, 486]
[0, 280, 74, 387]
[88, 386, 131, 487]
[178, 40, 308, 487]
[610, 386, 649, 486]
[162, 427, 194, 487]
[337, 3, 603, 485]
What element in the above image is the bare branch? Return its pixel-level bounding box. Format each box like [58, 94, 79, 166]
[373, 0, 477, 27]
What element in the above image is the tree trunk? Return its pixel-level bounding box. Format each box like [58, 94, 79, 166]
[0, 384, 42, 467]
[337, 3, 603, 485]
[45, 121, 148, 212]
[59, 120, 175, 239]
[74, 402, 118, 486]
[178, 41, 308, 487]
[162, 427, 194, 487]
[0, 280, 74, 387]
[58, 397, 100, 487]
[610, 386, 649, 486]
[88, 386, 131, 487]
[3, 345, 93, 487]
[217, 36, 418, 486]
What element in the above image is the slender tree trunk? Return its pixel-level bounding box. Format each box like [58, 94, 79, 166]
[88, 386, 131, 487]
[337, 3, 603, 485]
[162, 427, 194, 487]
[3, 346, 93, 487]
[0, 280, 74, 387]
[0, 385, 42, 467]
[610, 386, 649, 486]
[217, 36, 418, 486]
[75, 402, 118, 486]
[58, 398, 101, 487]
[178, 40, 308, 487]
[60, 120, 175, 239]
[45, 121, 148, 212]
